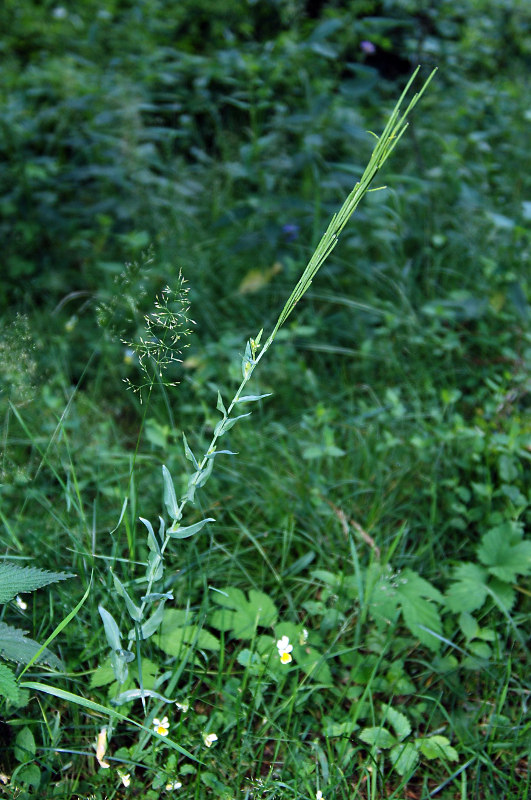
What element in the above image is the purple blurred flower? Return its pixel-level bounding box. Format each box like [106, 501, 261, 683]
[360, 40, 376, 55]
[282, 223, 299, 241]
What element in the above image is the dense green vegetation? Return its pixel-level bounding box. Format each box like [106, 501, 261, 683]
[0, 1, 530, 798]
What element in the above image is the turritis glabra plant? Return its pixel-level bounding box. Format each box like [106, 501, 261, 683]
[21, 65, 436, 753]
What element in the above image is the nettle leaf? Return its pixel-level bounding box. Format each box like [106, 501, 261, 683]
[417, 735, 458, 762]
[0, 562, 74, 604]
[0, 663, 19, 703]
[478, 521, 531, 582]
[0, 621, 61, 670]
[359, 726, 397, 749]
[210, 588, 278, 639]
[389, 742, 419, 776]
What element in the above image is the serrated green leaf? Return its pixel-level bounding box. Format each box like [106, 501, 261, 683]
[487, 578, 516, 613]
[389, 741, 419, 775]
[210, 588, 278, 639]
[395, 570, 443, 651]
[359, 726, 397, 749]
[15, 726, 35, 763]
[478, 522, 531, 582]
[445, 563, 489, 613]
[167, 517, 215, 539]
[0, 563, 74, 604]
[418, 735, 458, 761]
[0, 663, 19, 702]
[382, 704, 411, 741]
[162, 465, 180, 521]
[459, 611, 480, 640]
[0, 621, 61, 669]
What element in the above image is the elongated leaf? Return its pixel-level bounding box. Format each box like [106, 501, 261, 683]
[98, 605, 122, 652]
[168, 518, 215, 539]
[216, 413, 252, 436]
[139, 517, 160, 553]
[182, 433, 199, 468]
[216, 391, 226, 416]
[112, 574, 142, 621]
[20, 681, 201, 762]
[236, 393, 273, 403]
[0, 563, 74, 604]
[162, 465, 180, 521]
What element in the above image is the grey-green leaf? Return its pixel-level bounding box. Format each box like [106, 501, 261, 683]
[168, 517, 215, 539]
[112, 574, 142, 621]
[162, 465, 181, 521]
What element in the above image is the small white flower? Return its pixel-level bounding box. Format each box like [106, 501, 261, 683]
[175, 700, 189, 713]
[299, 628, 308, 645]
[276, 635, 293, 664]
[316, 791, 324, 800]
[203, 732, 218, 748]
[153, 717, 170, 736]
[15, 596, 27, 611]
[118, 771, 131, 787]
[165, 780, 183, 790]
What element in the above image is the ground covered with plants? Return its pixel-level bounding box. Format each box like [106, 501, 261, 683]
[0, 1, 530, 798]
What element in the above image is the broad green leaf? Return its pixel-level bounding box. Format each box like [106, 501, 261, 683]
[445, 563, 489, 613]
[359, 726, 397, 749]
[0, 621, 61, 669]
[0, 562, 74, 604]
[90, 661, 116, 689]
[167, 517, 215, 539]
[389, 742, 419, 776]
[210, 588, 278, 639]
[157, 624, 220, 656]
[382, 704, 411, 741]
[478, 522, 531, 582]
[417, 735, 458, 761]
[487, 578, 516, 613]
[15, 726, 35, 763]
[0, 663, 19, 703]
[162, 465, 180, 521]
[13, 762, 41, 789]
